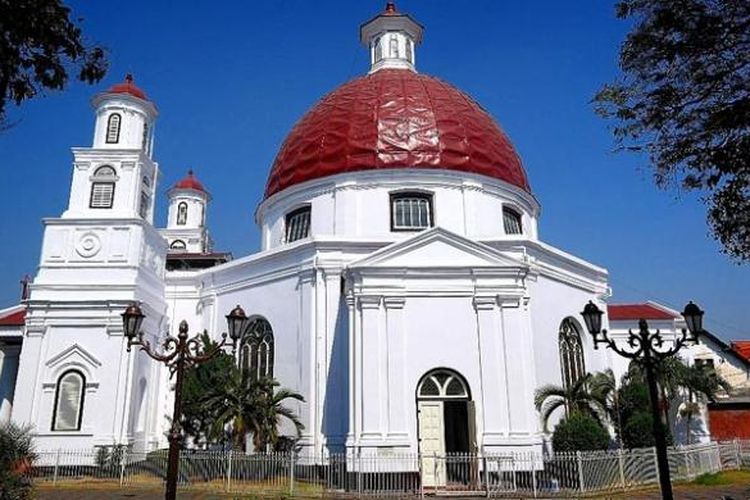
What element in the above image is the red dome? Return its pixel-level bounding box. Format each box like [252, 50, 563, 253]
[265, 69, 529, 198]
[173, 170, 207, 194]
[107, 74, 148, 101]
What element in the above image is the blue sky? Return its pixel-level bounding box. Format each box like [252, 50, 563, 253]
[0, 1, 747, 339]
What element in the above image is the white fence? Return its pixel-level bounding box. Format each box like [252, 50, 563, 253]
[28, 440, 749, 497]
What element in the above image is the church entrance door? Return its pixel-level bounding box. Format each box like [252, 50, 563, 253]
[417, 369, 475, 488]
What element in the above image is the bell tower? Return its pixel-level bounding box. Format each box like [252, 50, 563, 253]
[12, 75, 168, 452]
[161, 170, 213, 253]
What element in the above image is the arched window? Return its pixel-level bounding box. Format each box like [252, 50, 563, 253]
[559, 318, 586, 389]
[391, 192, 433, 230]
[90, 165, 117, 209]
[240, 318, 274, 380]
[106, 113, 121, 144]
[406, 39, 413, 63]
[141, 122, 149, 150]
[177, 202, 188, 225]
[374, 37, 382, 62]
[503, 207, 523, 235]
[170, 239, 186, 250]
[52, 370, 85, 431]
[285, 206, 311, 243]
[417, 369, 470, 399]
[389, 35, 399, 58]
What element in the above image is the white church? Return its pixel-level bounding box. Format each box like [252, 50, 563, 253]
[0, 3, 728, 463]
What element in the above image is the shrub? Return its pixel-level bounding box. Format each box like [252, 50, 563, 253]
[0, 422, 36, 500]
[552, 412, 610, 452]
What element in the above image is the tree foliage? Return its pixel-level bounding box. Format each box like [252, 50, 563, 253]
[552, 412, 611, 452]
[534, 373, 607, 431]
[594, 0, 750, 260]
[0, 0, 108, 126]
[617, 377, 673, 448]
[0, 422, 36, 499]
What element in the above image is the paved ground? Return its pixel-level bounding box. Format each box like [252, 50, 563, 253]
[34, 483, 750, 499]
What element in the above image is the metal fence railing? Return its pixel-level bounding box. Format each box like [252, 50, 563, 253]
[28, 440, 749, 497]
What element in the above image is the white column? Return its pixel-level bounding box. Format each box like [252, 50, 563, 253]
[383, 296, 408, 444]
[358, 295, 382, 442]
[0, 344, 22, 424]
[474, 296, 510, 448]
[501, 298, 537, 436]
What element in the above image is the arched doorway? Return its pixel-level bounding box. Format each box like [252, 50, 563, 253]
[416, 369, 476, 487]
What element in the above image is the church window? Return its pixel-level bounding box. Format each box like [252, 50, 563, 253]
[90, 166, 117, 209]
[170, 240, 186, 250]
[389, 35, 399, 58]
[559, 318, 586, 389]
[406, 39, 413, 63]
[106, 113, 121, 144]
[285, 206, 311, 243]
[139, 191, 151, 219]
[503, 207, 523, 235]
[142, 122, 149, 150]
[391, 192, 433, 231]
[52, 370, 85, 431]
[240, 317, 274, 380]
[374, 37, 382, 62]
[177, 202, 188, 225]
[418, 369, 470, 399]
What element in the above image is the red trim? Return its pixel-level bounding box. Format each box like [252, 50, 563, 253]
[0, 309, 25, 326]
[607, 304, 678, 321]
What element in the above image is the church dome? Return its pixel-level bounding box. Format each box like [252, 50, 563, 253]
[107, 74, 149, 101]
[264, 69, 530, 198]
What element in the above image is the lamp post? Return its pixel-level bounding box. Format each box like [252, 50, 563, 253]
[580, 300, 704, 500]
[121, 303, 248, 500]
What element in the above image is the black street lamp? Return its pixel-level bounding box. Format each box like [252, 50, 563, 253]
[121, 303, 247, 500]
[580, 300, 704, 500]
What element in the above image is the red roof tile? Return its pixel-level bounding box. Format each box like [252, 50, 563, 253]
[0, 308, 25, 326]
[731, 341, 750, 363]
[607, 304, 678, 321]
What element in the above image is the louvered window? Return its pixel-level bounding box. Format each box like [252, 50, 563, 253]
[52, 370, 85, 431]
[391, 192, 433, 230]
[90, 166, 116, 209]
[503, 207, 523, 235]
[285, 206, 311, 243]
[106, 113, 121, 144]
[139, 191, 151, 219]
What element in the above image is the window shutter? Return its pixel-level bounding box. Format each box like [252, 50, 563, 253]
[90, 182, 115, 208]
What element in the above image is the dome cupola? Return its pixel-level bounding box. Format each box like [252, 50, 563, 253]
[360, 2, 423, 73]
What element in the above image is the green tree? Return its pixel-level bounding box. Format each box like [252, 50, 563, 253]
[204, 367, 304, 452]
[617, 377, 673, 448]
[179, 332, 236, 448]
[552, 412, 611, 452]
[0, 422, 36, 499]
[534, 374, 606, 431]
[594, 0, 750, 260]
[678, 362, 731, 444]
[0, 0, 108, 127]
[589, 369, 623, 445]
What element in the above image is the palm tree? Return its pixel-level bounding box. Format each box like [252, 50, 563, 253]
[589, 369, 623, 446]
[0, 422, 36, 499]
[534, 374, 606, 431]
[678, 363, 731, 444]
[205, 367, 304, 452]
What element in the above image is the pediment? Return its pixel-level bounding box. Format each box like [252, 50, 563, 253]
[349, 227, 526, 269]
[45, 343, 102, 369]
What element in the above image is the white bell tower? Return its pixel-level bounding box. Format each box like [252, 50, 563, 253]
[360, 2, 423, 73]
[161, 170, 213, 253]
[12, 75, 168, 452]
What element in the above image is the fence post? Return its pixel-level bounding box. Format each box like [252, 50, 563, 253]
[357, 449, 362, 498]
[576, 451, 585, 493]
[418, 453, 424, 499]
[225, 451, 233, 493]
[119, 448, 126, 488]
[482, 455, 490, 498]
[289, 451, 296, 496]
[52, 449, 61, 486]
[531, 453, 537, 498]
[651, 447, 660, 487]
[685, 447, 691, 479]
[618, 448, 626, 490]
[735, 439, 741, 470]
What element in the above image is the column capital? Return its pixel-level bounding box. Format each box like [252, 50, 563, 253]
[358, 295, 382, 310]
[383, 296, 406, 310]
[473, 295, 497, 311]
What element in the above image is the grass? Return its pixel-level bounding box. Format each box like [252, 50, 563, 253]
[692, 469, 750, 486]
